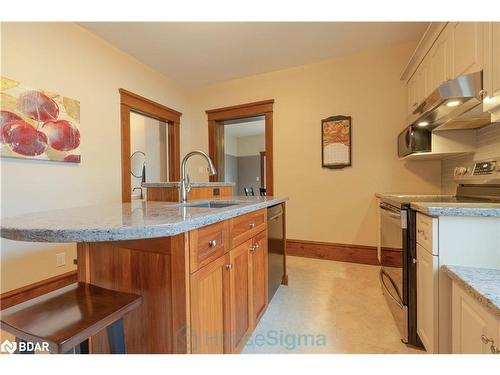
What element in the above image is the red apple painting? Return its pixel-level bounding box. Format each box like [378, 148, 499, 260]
[1, 76, 81, 163]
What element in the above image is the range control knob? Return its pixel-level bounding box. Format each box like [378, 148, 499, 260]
[454, 167, 468, 176]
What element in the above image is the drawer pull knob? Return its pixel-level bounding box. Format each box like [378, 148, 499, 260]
[208, 240, 217, 247]
[249, 223, 255, 228]
[225, 263, 233, 270]
[250, 245, 256, 252]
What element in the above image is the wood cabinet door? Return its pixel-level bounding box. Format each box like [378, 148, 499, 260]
[491, 22, 500, 97]
[483, 22, 500, 117]
[228, 239, 252, 353]
[189, 255, 227, 354]
[429, 30, 451, 92]
[416, 244, 439, 353]
[450, 22, 484, 77]
[407, 77, 417, 116]
[416, 62, 430, 105]
[452, 283, 498, 354]
[250, 230, 268, 325]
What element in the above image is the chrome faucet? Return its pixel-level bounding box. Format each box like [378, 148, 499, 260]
[180, 150, 217, 203]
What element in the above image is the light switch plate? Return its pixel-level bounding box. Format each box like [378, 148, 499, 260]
[56, 252, 66, 268]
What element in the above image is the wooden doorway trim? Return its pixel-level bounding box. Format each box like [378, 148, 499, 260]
[119, 89, 181, 203]
[206, 100, 274, 196]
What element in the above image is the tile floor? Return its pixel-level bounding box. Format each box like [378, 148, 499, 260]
[242, 256, 424, 354]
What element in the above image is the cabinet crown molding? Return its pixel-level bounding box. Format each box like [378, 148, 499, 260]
[401, 22, 448, 82]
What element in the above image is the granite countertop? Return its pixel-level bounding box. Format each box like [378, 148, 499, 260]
[0, 196, 287, 243]
[442, 265, 500, 316]
[376, 193, 500, 217]
[142, 181, 235, 188]
[410, 202, 500, 217]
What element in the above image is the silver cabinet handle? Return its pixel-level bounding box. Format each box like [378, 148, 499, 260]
[249, 223, 255, 228]
[254, 244, 260, 250]
[208, 240, 217, 247]
[225, 263, 233, 270]
[249, 245, 256, 252]
[481, 335, 500, 354]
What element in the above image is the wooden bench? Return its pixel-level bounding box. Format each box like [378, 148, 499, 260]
[0, 282, 142, 354]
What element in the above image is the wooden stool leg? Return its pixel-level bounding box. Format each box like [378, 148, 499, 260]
[15, 338, 34, 354]
[107, 319, 126, 354]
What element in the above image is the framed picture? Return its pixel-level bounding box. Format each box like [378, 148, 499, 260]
[321, 115, 351, 169]
[1, 76, 81, 163]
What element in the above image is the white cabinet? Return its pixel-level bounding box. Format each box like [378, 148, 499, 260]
[483, 22, 500, 120]
[407, 62, 430, 116]
[416, 243, 439, 353]
[451, 282, 499, 354]
[449, 22, 484, 77]
[429, 31, 451, 93]
[407, 77, 417, 116]
[405, 22, 488, 118]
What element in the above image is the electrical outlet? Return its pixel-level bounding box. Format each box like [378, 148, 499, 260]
[56, 252, 66, 268]
[256, 176, 260, 181]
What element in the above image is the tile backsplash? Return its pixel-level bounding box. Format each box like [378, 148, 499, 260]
[441, 122, 500, 194]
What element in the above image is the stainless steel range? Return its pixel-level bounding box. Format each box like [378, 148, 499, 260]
[377, 157, 500, 347]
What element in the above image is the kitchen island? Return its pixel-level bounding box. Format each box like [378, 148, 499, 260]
[1, 196, 288, 354]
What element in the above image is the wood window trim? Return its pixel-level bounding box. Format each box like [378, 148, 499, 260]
[206, 100, 274, 196]
[119, 89, 181, 203]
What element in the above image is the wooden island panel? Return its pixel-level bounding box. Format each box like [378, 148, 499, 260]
[147, 185, 233, 202]
[77, 234, 190, 354]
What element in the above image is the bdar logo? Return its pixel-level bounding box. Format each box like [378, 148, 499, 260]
[1, 339, 17, 354]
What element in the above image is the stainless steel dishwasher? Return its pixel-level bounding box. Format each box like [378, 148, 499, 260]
[267, 203, 286, 301]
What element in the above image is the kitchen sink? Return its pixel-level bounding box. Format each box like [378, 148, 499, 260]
[180, 201, 240, 209]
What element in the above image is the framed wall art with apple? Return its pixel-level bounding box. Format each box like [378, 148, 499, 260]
[0, 76, 81, 163]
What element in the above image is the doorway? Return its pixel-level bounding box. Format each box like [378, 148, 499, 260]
[206, 100, 274, 196]
[223, 117, 266, 196]
[119, 89, 181, 202]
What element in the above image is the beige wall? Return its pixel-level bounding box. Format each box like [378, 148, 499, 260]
[0, 23, 191, 292]
[187, 42, 442, 246]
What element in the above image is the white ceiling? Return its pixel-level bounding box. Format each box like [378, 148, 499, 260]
[225, 118, 265, 138]
[80, 22, 428, 88]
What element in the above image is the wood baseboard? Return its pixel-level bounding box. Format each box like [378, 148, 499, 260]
[0, 270, 77, 310]
[286, 239, 401, 267]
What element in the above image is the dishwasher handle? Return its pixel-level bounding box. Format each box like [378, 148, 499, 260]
[379, 268, 403, 308]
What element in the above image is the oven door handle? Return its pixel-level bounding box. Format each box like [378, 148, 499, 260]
[379, 269, 403, 308]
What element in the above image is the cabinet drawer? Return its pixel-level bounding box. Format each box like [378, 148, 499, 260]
[229, 209, 267, 248]
[416, 213, 438, 255]
[189, 221, 229, 273]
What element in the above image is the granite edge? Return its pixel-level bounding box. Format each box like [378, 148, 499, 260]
[442, 265, 500, 316]
[0, 197, 288, 243]
[411, 202, 500, 217]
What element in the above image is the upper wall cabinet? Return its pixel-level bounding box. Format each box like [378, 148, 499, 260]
[449, 22, 484, 77]
[403, 22, 494, 119]
[483, 23, 500, 120]
[429, 30, 452, 93]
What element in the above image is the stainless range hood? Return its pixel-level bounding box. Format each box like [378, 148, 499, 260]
[408, 71, 492, 131]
